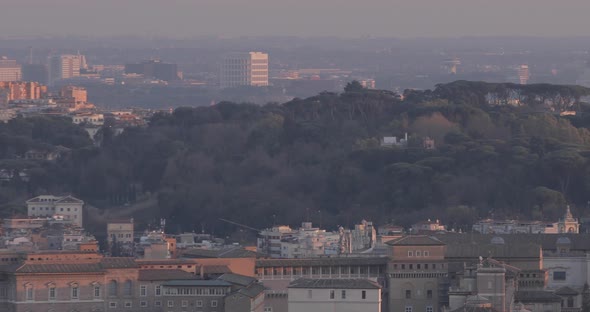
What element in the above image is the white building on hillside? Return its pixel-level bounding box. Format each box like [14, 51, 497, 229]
[26, 195, 84, 227]
[288, 278, 381, 312]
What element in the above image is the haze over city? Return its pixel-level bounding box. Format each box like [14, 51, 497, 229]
[2, 0, 590, 38]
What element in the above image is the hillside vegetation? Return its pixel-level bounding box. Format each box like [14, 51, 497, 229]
[3, 81, 590, 233]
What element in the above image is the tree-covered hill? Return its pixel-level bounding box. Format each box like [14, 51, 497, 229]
[3, 81, 590, 233]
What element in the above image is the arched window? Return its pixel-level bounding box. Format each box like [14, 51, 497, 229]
[123, 280, 132, 296]
[108, 280, 118, 297]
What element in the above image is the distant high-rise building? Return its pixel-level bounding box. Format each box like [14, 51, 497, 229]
[124, 60, 180, 81]
[443, 58, 461, 75]
[220, 52, 269, 88]
[60, 86, 88, 104]
[21, 64, 48, 84]
[0, 58, 22, 82]
[518, 65, 530, 85]
[48, 54, 83, 85]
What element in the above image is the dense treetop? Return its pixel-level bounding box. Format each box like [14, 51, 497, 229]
[3, 81, 590, 234]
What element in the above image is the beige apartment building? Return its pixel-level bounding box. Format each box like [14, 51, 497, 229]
[0, 58, 21, 82]
[220, 52, 269, 88]
[386, 235, 449, 312]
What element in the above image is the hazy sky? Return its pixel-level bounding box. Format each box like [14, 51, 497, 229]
[2, 0, 590, 38]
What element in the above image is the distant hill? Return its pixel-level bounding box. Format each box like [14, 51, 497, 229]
[3, 81, 590, 234]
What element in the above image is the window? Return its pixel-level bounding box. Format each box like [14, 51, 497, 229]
[155, 301, 162, 307]
[167, 300, 174, 307]
[417, 264, 421, 269]
[140, 285, 147, 296]
[409, 264, 413, 270]
[341, 290, 346, 299]
[123, 280, 132, 296]
[568, 296, 574, 308]
[487, 281, 493, 289]
[405, 290, 412, 299]
[426, 306, 434, 312]
[108, 280, 118, 297]
[155, 285, 162, 296]
[26, 287, 34, 301]
[362, 290, 366, 299]
[49, 287, 56, 301]
[408, 251, 414, 257]
[553, 271, 566, 281]
[140, 301, 148, 308]
[182, 300, 188, 307]
[427, 290, 433, 299]
[307, 290, 312, 299]
[416, 251, 422, 257]
[401, 264, 406, 269]
[109, 302, 117, 309]
[425, 264, 429, 269]
[264, 307, 273, 312]
[125, 301, 132, 308]
[211, 300, 218, 307]
[94, 285, 101, 298]
[405, 306, 413, 312]
[424, 251, 430, 257]
[330, 290, 335, 299]
[71, 286, 79, 299]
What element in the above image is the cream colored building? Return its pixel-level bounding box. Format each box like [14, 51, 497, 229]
[48, 54, 83, 85]
[26, 195, 84, 227]
[0, 58, 21, 82]
[220, 52, 269, 88]
[288, 279, 381, 312]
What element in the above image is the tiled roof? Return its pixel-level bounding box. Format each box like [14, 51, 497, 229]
[235, 283, 266, 298]
[515, 291, 562, 303]
[555, 286, 579, 296]
[138, 269, 198, 281]
[289, 278, 381, 289]
[55, 195, 84, 204]
[434, 233, 590, 252]
[16, 263, 103, 274]
[256, 257, 388, 268]
[100, 257, 139, 269]
[218, 273, 257, 287]
[162, 280, 232, 287]
[181, 247, 258, 259]
[449, 307, 499, 312]
[386, 235, 445, 246]
[202, 265, 231, 274]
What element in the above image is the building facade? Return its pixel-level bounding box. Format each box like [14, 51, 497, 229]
[220, 52, 269, 88]
[0, 58, 21, 82]
[48, 54, 83, 85]
[288, 279, 381, 312]
[386, 235, 449, 312]
[26, 195, 84, 227]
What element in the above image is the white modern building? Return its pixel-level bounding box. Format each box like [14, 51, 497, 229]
[26, 195, 84, 227]
[288, 278, 381, 312]
[220, 52, 269, 88]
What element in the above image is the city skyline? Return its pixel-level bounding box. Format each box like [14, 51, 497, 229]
[2, 0, 590, 38]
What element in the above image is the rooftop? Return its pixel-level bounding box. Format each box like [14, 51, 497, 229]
[386, 235, 445, 246]
[162, 280, 232, 287]
[288, 278, 381, 289]
[138, 269, 198, 281]
[256, 257, 388, 268]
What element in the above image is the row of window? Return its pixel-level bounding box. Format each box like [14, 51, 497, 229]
[393, 263, 443, 270]
[30, 207, 78, 212]
[259, 266, 382, 275]
[306, 289, 368, 300]
[26, 284, 100, 301]
[407, 250, 430, 257]
[405, 289, 433, 299]
[109, 299, 219, 309]
[404, 306, 433, 312]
